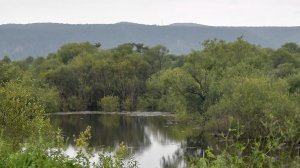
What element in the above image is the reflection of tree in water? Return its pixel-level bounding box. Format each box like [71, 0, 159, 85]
[160, 148, 186, 168]
[145, 117, 201, 145]
[142, 118, 207, 168]
[160, 132, 217, 168]
[51, 114, 150, 153]
[50, 114, 222, 167]
[184, 133, 207, 159]
[142, 117, 181, 145]
[50, 114, 178, 154]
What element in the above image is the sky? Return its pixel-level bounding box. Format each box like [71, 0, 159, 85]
[1, 0, 300, 26]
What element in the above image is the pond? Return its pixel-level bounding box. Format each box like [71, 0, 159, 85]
[50, 112, 219, 168]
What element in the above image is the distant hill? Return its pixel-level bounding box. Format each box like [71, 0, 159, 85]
[0, 22, 300, 59]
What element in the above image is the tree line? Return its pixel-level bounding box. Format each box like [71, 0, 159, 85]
[1, 38, 300, 167]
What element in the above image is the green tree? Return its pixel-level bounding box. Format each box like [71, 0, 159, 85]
[0, 81, 49, 145]
[57, 42, 98, 64]
[1, 56, 11, 63]
[99, 96, 120, 112]
[144, 45, 170, 73]
[207, 76, 299, 137]
[282, 42, 299, 53]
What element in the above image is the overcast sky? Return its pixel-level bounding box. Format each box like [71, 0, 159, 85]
[1, 0, 300, 26]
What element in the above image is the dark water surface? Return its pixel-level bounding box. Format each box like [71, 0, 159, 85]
[50, 112, 217, 168]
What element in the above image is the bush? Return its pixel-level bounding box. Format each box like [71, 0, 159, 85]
[0, 81, 49, 145]
[123, 97, 135, 111]
[99, 96, 120, 112]
[207, 76, 299, 137]
[66, 96, 86, 111]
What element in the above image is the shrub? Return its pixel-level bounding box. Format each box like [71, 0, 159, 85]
[0, 81, 49, 145]
[123, 97, 135, 111]
[207, 76, 299, 137]
[99, 96, 120, 112]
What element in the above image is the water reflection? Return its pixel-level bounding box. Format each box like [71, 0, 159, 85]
[50, 113, 209, 168]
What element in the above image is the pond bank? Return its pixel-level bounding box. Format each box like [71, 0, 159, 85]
[47, 111, 175, 117]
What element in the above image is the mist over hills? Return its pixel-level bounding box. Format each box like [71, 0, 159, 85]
[0, 22, 300, 59]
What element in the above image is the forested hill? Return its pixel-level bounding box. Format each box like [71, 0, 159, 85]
[0, 22, 300, 59]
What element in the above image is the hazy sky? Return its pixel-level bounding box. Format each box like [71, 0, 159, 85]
[1, 0, 300, 26]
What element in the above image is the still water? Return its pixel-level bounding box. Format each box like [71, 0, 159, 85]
[50, 112, 216, 168]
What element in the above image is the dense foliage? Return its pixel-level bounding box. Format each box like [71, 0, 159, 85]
[1, 38, 300, 167]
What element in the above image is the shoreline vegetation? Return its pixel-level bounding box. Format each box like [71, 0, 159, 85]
[1, 38, 300, 167]
[48, 111, 175, 117]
